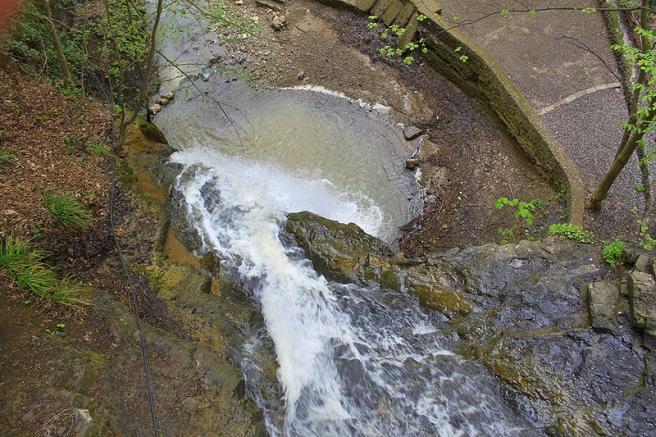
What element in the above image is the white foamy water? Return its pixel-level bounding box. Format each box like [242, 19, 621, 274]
[170, 148, 528, 436]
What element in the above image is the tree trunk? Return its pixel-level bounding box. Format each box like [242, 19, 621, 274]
[117, 0, 164, 146]
[589, 130, 645, 209]
[42, 0, 74, 87]
[590, 94, 655, 209]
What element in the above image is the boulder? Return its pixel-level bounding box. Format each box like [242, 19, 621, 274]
[284, 211, 392, 283]
[586, 281, 620, 333]
[403, 125, 423, 141]
[271, 14, 286, 31]
[628, 271, 656, 337]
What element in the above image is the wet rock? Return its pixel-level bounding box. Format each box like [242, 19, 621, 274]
[271, 14, 286, 31]
[628, 271, 656, 336]
[405, 157, 420, 169]
[148, 103, 162, 115]
[297, 71, 305, 81]
[284, 211, 392, 283]
[408, 280, 471, 318]
[634, 254, 652, 273]
[586, 281, 620, 333]
[403, 125, 423, 140]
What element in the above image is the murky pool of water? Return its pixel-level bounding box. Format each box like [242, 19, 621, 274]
[156, 79, 419, 242]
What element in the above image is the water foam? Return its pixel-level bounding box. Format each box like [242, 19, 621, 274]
[170, 148, 525, 436]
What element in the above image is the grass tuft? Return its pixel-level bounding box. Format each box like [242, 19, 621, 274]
[86, 141, 110, 156]
[0, 237, 90, 307]
[43, 192, 92, 229]
[0, 147, 15, 164]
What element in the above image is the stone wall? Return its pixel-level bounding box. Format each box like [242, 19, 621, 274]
[316, 0, 585, 225]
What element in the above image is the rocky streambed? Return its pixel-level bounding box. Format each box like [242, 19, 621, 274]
[128, 0, 656, 434]
[161, 159, 656, 435]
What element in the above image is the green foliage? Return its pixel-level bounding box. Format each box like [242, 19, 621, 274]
[86, 141, 110, 156]
[557, 186, 568, 201]
[637, 217, 656, 250]
[43, 193, 91, 230]
[63, 134, 78, 155]
[367, 17, 427, 65]
[0, 237, 89, 306]
[494, 197, 542, 226]
[498, 227, 516, 245]
[602, 238, 625, 266]
[635, 183, 645, 193]
[0, 147, 16, 164]
[454, 46, 469, 63]
[378, 45, 403, 58]
[8, 1, 90, 85]
[547, 223, 593, 243]
[612, 23, 656, 160]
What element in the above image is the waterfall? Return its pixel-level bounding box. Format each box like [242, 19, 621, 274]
[170, 148, 527, 436]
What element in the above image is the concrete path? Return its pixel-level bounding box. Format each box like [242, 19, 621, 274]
[439, 0, 653, 240]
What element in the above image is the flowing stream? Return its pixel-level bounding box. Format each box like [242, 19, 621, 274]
[159, 80, 532, 435]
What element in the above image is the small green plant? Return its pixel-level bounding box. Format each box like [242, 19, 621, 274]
[631, 207, 655, 251]
[635, 183, 646, 193]
[498, 227, 516, 245]
[494, 197, 542, 226]
[0, 147, 15, 164]
[60, 86, 82, 98]
[43, 192, 91, 229]
[86, 141, 110, 156]
[602, 238, 624, 266]
[547, 223, 593, 243]
[63, 134, 79, 155]
[637, 217, 655, 250]
[0, 237, 89, 306]
[454, 46, 469, 63]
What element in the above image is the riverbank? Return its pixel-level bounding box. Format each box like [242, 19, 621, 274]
[1, 0, 654, 434]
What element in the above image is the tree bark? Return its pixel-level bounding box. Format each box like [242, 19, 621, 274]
[589, 131, 644, 209]
[42, 0, 74, 87]
[590, 95, 655, 209]
[117, 0, 164, 146]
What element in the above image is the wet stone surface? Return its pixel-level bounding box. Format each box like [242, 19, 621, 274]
[282, 213, 656, 435]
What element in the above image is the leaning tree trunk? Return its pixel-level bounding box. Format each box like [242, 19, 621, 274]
[42, 0, 74, 87]
[590, 95, 655, 209]
[589, 131, 644, 209]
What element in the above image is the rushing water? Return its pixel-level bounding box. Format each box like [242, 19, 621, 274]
[169, 147, 531, 436]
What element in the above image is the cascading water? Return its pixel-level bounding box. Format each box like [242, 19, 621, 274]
[170, 148, 532, 436]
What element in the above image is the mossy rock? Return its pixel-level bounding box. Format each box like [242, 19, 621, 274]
[408, 282, 471, 318]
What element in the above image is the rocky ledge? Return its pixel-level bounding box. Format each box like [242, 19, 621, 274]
[284, 212, 656, 436]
